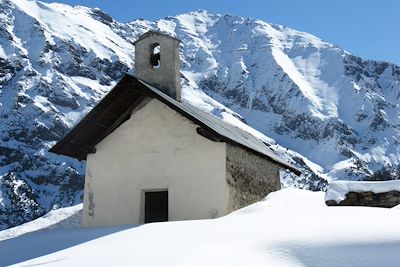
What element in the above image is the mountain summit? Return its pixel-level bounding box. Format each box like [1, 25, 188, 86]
[1, 0, 399, 229]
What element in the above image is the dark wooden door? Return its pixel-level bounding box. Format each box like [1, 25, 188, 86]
[144, 191, 168, 223]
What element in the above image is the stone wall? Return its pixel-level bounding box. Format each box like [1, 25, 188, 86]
[226, 144, 281, 212]
[326, 191, 400, 208]
[134, 32, 181, 101]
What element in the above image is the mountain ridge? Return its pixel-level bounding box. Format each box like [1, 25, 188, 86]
[0, 0, 399, 229]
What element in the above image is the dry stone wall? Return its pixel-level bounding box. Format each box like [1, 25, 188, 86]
[326, 190, 400, 208]
[226, 144, 281, 212]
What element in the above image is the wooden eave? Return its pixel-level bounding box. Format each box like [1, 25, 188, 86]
[49, 75, 146, 160]
[50, 74, 301, 175]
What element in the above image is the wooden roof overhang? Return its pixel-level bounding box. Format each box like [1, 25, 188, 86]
[50, 75, 147, 160]
[50, 74, 301, 175]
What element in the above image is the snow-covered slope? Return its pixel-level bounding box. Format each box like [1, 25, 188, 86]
[1, 0, 400, 229]
[2, 188, 400, 267]
[0, 203, 81, 241]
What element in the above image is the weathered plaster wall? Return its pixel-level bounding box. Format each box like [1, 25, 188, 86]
[225, 144, 281, 212]
[82, 99, 227, 227]
[326, 191, 400, 208]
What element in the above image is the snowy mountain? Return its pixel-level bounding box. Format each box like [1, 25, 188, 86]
[2, 188, 400, 266]
[1, 0, 400, 229]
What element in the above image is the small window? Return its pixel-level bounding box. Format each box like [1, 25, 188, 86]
[150, 43, 160, 69]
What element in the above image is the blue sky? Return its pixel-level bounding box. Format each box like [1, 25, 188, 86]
[42, 0, 400, 65]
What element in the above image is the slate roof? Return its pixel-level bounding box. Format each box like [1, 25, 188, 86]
[50, 74, 300, 175]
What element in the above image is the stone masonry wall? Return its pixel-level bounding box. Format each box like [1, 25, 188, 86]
[226, 144, 281, 212]
[134, 32, 181, 101]
[326, 191, 400, 208]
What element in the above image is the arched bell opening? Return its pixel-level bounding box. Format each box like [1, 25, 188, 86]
[150, 43, 160, 69]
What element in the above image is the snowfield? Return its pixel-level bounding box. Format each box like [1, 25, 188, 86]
[1, 188, 400, 267]
[0, 203, 82, 241]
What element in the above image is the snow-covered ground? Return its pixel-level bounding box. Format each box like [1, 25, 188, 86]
[1, 188, 400, 267]
[0, 203, 82, 241]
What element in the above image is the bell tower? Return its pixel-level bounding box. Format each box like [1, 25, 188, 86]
[133, 31, 182, 101]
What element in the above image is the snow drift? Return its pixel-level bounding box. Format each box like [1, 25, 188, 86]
[1, 188, 400, 267]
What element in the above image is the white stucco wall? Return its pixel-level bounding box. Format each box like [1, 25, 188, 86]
[82, 99, 227, 227]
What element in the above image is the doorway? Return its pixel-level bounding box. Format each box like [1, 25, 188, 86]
[144, 191, 168, 223]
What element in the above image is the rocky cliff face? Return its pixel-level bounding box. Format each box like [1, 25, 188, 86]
[1, 0, 399, 229]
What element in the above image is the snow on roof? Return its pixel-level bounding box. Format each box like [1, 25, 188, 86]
[51, 75, 300, 175]
[325, 180, 400, 203]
